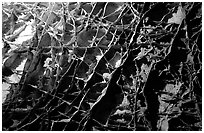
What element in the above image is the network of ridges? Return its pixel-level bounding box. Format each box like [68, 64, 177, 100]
[2, 2, 201, 131]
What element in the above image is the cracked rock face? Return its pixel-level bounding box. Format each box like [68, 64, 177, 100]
[2, 2, 202, 131]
